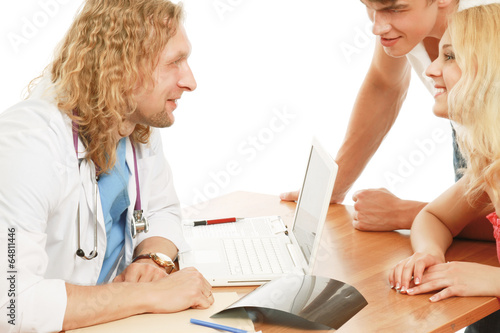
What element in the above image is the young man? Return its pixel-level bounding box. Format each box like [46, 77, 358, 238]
[0, 1, 213, 332]
[281, 0, 494, 239]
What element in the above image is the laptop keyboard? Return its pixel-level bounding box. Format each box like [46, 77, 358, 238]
[223, 238, 285, 275]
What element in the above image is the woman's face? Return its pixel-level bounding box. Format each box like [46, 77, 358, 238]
[425, 30, 462, 118]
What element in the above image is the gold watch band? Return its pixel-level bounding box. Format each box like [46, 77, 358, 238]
[131, 253, 175, 273]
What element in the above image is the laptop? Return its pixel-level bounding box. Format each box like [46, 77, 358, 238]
[178, 138, 338, 286]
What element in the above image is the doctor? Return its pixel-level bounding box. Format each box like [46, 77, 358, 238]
[0, 1, 213, 332]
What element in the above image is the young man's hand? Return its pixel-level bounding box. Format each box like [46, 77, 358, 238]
[280, 189, 345, 204]
[352, 188, 427, 231]
[279, 190, 300, 202]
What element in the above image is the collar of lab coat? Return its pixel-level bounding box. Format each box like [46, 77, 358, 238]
[75, 138, 140, 216]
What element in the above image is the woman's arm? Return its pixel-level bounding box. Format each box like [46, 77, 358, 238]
[409, 261, 500, 301]
[389, 178, 492, 292]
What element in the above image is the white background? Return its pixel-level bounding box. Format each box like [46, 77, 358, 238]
[0, 0, 455, 210]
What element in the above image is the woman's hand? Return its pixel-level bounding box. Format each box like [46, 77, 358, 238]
[389, 252, 445, 293]
[406, 262, 500, 302]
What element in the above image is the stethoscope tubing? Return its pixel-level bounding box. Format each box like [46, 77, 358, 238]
[72, 118, 146, 260]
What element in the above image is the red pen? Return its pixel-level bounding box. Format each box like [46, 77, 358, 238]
[184, 217, 243, 227]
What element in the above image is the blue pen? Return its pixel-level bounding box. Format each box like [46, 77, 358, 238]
[189, 318, 252, 333]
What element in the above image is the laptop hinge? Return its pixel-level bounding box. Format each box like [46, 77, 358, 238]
[286, 243, 302, 269]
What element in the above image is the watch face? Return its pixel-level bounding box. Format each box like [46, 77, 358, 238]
[155, 253, 174, 266]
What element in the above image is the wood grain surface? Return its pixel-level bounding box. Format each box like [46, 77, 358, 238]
[189, 192, 500, 333]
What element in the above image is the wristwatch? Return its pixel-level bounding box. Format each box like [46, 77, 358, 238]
[132, 252, 175, 273]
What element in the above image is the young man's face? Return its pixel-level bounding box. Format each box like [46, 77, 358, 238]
[361, 0, 440, 57]
[131, 25, 197, 129]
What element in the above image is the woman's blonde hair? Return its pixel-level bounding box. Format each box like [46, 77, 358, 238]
[33, 0, 183, 175]
[448, 4, 500, 202]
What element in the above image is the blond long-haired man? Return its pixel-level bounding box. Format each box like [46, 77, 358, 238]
[0, 1, 214, 332]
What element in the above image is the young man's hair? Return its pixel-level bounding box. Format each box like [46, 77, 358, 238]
[38, 0, 183, 174]
[367, 0, 436, 4]
[448, 4, 500, 202]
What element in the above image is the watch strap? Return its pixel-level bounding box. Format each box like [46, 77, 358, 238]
[131, 253, 175, 273]
[132, 253, 153, 263]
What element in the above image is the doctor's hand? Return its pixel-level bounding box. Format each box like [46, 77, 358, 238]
[148, 267, 214, 312]
[402, 262, 500, 302]
[352, 188, 427, 231]
[113, 260, 168, 283]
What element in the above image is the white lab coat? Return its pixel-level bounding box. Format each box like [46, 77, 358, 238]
[0, 81, 188, 332]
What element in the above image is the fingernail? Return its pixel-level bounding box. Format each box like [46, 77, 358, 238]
[415, 278, 420, 285]
[429, 295, 437, 302]
[407, 288, 414, 294]
[401, 286, 406, 293]
[396, 282, 400, 290]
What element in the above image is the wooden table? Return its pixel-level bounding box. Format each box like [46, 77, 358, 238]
[184, 192, 500, 333]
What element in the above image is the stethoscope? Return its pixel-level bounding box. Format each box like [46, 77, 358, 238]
[72, 122, 149, 260]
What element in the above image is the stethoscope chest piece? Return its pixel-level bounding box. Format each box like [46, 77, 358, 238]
[132, 209, 149, 239]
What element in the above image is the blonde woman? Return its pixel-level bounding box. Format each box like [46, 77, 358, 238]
[389, 3, 500, 331]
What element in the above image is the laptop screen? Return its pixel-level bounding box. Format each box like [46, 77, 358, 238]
[292, 143, 335, 266]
